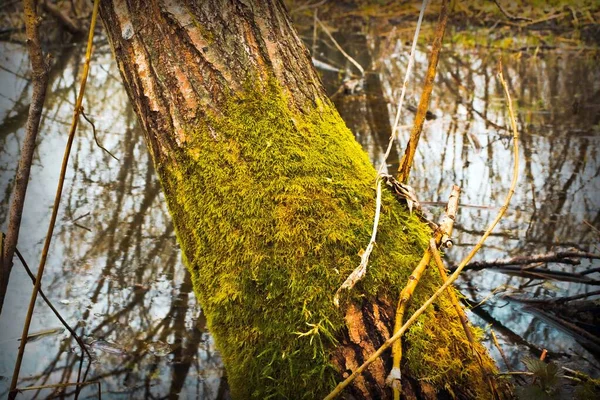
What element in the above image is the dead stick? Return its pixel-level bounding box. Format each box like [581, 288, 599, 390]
[324, 61, 519, 400]
[0, 0, 50, 314]
[397, 0, 450, 183]
[429, 241, 499, 398]
[429, 240, 474, 345]
[448, 250, 600, 271]
[490, 330, 511, 371]
[387, 185, 460, 396]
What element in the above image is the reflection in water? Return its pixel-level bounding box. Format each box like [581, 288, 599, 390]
[0, 21, 599, 398]
[309, 21, 600, 375]
[0, 42, 224, 399]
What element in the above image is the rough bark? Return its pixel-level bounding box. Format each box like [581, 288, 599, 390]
[99, 1, 501, 398]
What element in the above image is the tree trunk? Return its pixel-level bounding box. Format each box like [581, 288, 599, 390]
[99, 1, 501, 398]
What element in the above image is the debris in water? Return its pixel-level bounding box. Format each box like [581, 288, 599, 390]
[147, 340, 171, 357]
[89, 339, 127, 355]
[19, 327, 65, 343]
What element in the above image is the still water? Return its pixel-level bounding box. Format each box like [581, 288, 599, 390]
[0, 26, 598, 399]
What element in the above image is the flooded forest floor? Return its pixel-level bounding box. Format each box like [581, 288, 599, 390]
[0, 0, 599, 398]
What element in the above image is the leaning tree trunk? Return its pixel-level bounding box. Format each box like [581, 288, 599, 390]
[99, 1, 501, 398]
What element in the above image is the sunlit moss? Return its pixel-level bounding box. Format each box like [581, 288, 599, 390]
[157, 79, 497, 399]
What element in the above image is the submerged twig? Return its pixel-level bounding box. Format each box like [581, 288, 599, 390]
[81, 109, 119, 161]
[9, 1, 101, 397]
[16, 380, 101, 399]
[315, 17, 364, 76]
[324, 61, 519, 400]
[14, 247, 92, 369]
[492, 0, 533, 23]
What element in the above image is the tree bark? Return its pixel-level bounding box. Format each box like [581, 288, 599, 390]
[99, 1, 502, 398]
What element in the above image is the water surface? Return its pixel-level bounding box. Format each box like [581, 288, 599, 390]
[0, 25, 598, 398]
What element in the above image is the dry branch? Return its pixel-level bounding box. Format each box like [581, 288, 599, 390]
[324, 61, 520, 400]
[449, 250, 600, 271]
[0, 0, 50, 314]
[397, 0, 450, 183]
[388, 184, 459, 397]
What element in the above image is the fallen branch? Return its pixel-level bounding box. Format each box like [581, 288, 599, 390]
[324, 60, 519, 400]
[448, 251, 600, 272]
[397, 0, 450, 183]
[481, 267, 600, 285]
[387, 184, 460, 397]
[0, 0, 50, 314]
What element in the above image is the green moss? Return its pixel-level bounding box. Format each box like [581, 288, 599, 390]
[158, 79, 496, 399]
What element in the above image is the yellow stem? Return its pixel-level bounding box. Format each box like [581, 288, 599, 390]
[9, 1, 101, 397]
[324, 62, 519, 400]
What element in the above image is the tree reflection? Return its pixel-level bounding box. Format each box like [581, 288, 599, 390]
[0, 43, 223, 399]
[1, 11, 599, 398]
[297, 11, 600, 374]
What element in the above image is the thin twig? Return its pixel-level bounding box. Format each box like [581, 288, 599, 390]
[81, 109, 119, 161]
[14, 247, 92, 365]
[9, 1, 101, 397]
[397, 0, 450, 183]
[583, 220, 600, 236]
[323, 60, 519, 400]
[333, 0, 429, 306]
[379, 0, 429, 173]
[315, 17, 364, 76]
[1, 0, 50, 314]
[333, 178, 382, 306]
[490, 329, 511, 370]
[491, 0, 533, 22]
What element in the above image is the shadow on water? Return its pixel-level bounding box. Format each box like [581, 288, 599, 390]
[0, 15, 599, 399]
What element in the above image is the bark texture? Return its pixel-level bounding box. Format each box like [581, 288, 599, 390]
[99, 1, 501, 398]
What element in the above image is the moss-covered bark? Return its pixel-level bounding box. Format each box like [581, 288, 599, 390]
[99, 0, 503, 398]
